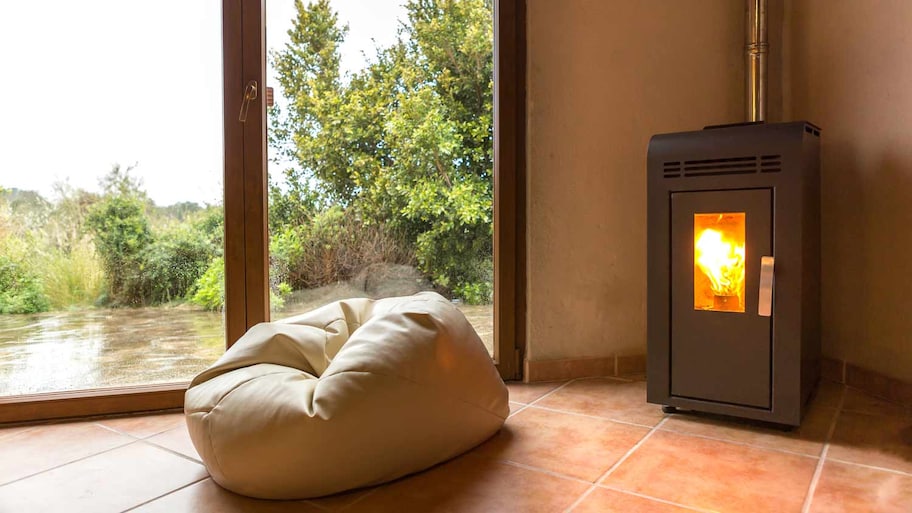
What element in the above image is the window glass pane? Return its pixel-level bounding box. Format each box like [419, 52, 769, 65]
[0, 1, 225, 395]
[265, 0, 494, 355]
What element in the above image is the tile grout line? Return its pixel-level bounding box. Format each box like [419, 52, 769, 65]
[824, 458, 912, 478]
[801, 384, 846, 513]
[92, 421, 205, 466]
[119, 475, 210, 513]
[507, 375, 637, 417]
[137, 438, 205, 466]
[596, 483, 717, 513]
[93, 420, 180, 441]
[526, 379, 580, 406]
[655, 424, 821, 460]
[573, 375, 635, 383]
[799, 447, 830, 513]
[0, 426, 38, 442]
[0, 437, 136, 489]
[527, 404, 659, 429]
[498, 460, 592, 486]
[506, 379, 577, 417]
[508, 402, 532, 418]
[562, 417, 669, 513]
[562, 485, 599, 513]
[598, 416, 669, 483]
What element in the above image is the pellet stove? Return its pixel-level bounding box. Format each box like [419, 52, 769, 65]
[645, 0, 820, 426]
[646, 121, 821, 426]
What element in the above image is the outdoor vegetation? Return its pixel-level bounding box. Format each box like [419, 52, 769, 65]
[269, 0, 495, 304]
[0, 167, 227, 314]
[0, 0, 494, 316]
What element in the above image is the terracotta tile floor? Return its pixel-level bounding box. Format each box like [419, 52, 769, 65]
[1, 377, 910, 512]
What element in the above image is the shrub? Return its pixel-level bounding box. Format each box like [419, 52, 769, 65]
[86, 195, 153, 305]
[0, 255, 50, 314]
[193, 206, 224, 249]
[140, 224, 217, 304]
[270, 206, 413, 290]
[189, 257, 293, 312]
[413, 209, 493, 305]
[188, 257, 224, 311]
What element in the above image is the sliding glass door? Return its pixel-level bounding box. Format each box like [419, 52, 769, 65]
[0, 1, 227, 399]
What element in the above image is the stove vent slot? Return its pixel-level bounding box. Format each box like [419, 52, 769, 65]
[663, 154, 784, 178]
[663, 161, 682, 178]
[760, 154, 781, 173]
[682, 156, 757, 177]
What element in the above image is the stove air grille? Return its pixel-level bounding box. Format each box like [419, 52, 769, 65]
[662, 154, 782, 178]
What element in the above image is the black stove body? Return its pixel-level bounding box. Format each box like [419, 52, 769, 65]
[646, 121, 821, 426]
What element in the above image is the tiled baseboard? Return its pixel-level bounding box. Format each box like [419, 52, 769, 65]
[524, 354, 646, 382]
[525, 354, 911, 408]
[821, 357, 912, 408]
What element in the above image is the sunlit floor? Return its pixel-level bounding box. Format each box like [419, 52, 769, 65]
[1, 377, 909, 512]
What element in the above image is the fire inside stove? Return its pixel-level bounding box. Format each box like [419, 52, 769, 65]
[694, 213, 745, 312]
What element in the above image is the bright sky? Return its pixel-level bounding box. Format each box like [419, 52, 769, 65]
[0, 0, 406, 207]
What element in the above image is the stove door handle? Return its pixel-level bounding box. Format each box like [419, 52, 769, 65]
[758, 256, 775, 317]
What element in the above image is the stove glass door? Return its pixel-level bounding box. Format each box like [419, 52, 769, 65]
[670, 189, 772, 408]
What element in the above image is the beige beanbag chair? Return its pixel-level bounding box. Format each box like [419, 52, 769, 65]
[184, 291, 508, 499]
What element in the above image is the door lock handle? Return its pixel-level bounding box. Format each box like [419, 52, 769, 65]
[238, 80, 258, 123]
[758, 256, 774, 317]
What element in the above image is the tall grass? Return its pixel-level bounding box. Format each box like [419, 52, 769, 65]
[40, 239, 105, 309]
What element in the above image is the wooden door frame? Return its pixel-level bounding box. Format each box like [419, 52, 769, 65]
[225, 0, 269, 347]
[494, 0, 527, 381]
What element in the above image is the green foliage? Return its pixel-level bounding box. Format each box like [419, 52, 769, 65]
[269, 206, 412, 290]
[270, 0, 495, 301]
[46, 182, 100, 254]
[40, 240, 105, 309]
[85, 166, 221, 307]
[2, 188, 52, 230]
[0, 191, 50, 314]
[193, 206, 225, 250]
[99, 163, 147, 200]
[86, 193, 153, 305]
[140, 224, 216, 304]
[189, 257, 224, 311]
[0, 254, 50, 314]
[189, 257, 292, 312]
[153, 201, 202, 222]
[1, 168, 222, 314]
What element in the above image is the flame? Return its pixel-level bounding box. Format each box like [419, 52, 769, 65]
[695, 228, 745, 297]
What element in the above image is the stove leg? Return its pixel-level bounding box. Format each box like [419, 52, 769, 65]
[661, 405, 677, 414]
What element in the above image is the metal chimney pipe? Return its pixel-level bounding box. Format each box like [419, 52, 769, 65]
[746, 0, 768, 122]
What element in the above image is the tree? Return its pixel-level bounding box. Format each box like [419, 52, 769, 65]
[86, 193, 153, 305]
[271, 0, 494, 302]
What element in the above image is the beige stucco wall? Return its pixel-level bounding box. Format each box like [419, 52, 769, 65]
[525, 1, 743, 362]
[782, 0, 912, 381]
